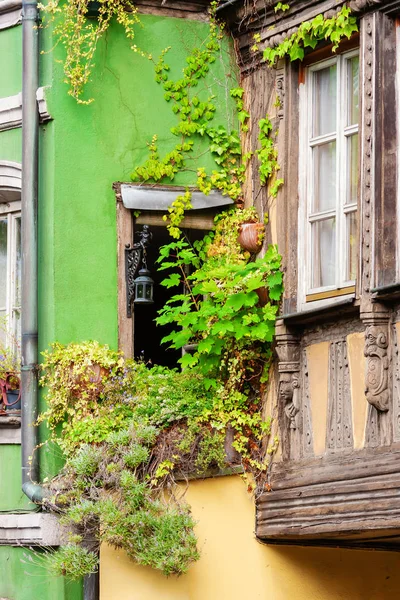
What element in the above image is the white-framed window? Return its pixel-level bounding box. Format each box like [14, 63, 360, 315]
[298, 50, 359, 305]
[0, 200, 21, 346]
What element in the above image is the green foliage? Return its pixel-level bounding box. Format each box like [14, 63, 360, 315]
[131, 135, 189, 184]
[38, 341, 124, 450]
[274, 2, 290, 12]
[39, 0, 143, 103]
[0, 316, 21, 390]
[162, 189, 193, 239]
[131, 4, 251, 238]
[256, 114, 282, 189]
[39, 206, 283, 580]
[46, 544, 98, 579]
[156, 208, 283, 468]
[263, 6, 358, 64]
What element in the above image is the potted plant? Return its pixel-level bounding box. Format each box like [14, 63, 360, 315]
[38, 341, 124, 433]
[237, 220, 265, 254]
[0, 347, 21, 414]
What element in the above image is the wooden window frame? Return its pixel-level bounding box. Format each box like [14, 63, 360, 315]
[297, 49, 360, 310]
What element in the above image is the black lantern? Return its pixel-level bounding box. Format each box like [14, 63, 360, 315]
[125, 225, 154, 316]
[133, 267, 154, 304]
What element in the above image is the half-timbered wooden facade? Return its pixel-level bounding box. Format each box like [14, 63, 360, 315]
[220, 0, 400, 548]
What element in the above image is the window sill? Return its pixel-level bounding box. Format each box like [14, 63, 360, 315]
[175, 464, 244, 482]
[281, 295, 358, 326]
[0, 415, 21, 444]
[371, 282, 400, 303]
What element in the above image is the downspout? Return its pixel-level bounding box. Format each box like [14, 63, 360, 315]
[20, 4, 99, 598]
[21, 0, 40, 499]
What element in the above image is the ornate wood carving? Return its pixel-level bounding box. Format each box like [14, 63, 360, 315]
[360, 13, 375, 299]
[392, 322, 400, 442]
[302, 348, 314, 457]
[275, 69, 284, 120]
[278, 371, 300, 430]
[364, 324, 389, 412]
[326, 340, 353, 452]
[362, 306, 392, 447]
[275, 322, 302, 460]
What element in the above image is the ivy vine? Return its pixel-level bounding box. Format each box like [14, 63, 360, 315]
[130, 3, 255, 237]
[263, 6, 358, 64]
[39, 0, 144, 104]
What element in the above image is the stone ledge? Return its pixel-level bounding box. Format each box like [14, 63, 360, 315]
[0, 0, 22, 30]
[0, 415, 21, 444]
[0, 513, 65, 546]
[0, 87, 53, 133]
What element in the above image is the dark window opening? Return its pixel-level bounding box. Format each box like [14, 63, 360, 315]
[133, 225, 206, 369]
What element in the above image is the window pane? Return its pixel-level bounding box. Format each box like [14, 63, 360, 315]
[13, 309, 21, 348]
[0, 310, 6, 348]
[15, 216, 21, 307]
[311, 218, 336, 289]
[347, 133, 358, 205]
[0, 218, 7, 309]
[346, 211, 357, 281]
[347, 56, 359, 126]
[312, 141, 336, 212]
[312, 64, 337, 137]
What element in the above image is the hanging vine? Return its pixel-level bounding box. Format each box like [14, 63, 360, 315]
[39, 0, 145, 104]
[262, 5, 358, 64]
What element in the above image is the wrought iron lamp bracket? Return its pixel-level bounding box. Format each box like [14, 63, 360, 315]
[125, 225, 152, 318]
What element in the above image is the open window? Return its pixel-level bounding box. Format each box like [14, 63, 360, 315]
[116, 183, 233, 366]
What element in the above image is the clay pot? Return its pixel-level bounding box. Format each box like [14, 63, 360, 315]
[255, 286, 268, 307]
[237, 222, 265, 254]
[69, 363, 109, 398]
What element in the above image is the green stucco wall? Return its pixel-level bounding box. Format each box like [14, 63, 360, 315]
[0, 446, 32, 511]
[39, 13, 236, 352]
[0, 25, 27, 513]
[0, 547, 82, 600]
[0, 128, 22, 162]
[0, 13, 236, 597]
[37, 11, 236, 477]
[0, 25, 22, 97]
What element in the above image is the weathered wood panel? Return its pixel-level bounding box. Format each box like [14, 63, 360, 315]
[135, 0, 209, 20]
[115, 185, 134, 358]
[257, 468, 400, 543]
[373, 13, 397, 288]
[268, 445, 400, 491]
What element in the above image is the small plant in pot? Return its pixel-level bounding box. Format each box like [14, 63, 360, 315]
[38, 341, 125, 434]
[237, 220, 265, 254]
[0, 348, 21, 414]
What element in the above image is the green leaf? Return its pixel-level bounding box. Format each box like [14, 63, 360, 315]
[225, 292, 247, 311]
[180, 353, 198, 368]
[160, 273, 181, 288]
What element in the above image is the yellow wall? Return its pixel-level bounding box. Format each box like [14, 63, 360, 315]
[306, 342, 329, 455]
[100, 476, 400, 600]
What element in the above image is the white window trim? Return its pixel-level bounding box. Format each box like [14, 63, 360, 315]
[0, 162, 21, 436]
[298, 49, 359, 311]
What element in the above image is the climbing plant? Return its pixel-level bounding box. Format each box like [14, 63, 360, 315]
[34, 0, 362, 583]
[38, 207, 283, 580]
[39, 0, 144, 103]
[262, 5, 358, 64]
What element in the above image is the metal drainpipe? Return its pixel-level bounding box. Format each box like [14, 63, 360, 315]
[20, 4, 99, 598]
[21, 0, 40, 495]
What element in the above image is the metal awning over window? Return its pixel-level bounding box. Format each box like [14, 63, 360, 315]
[120, 184, 234, 211]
